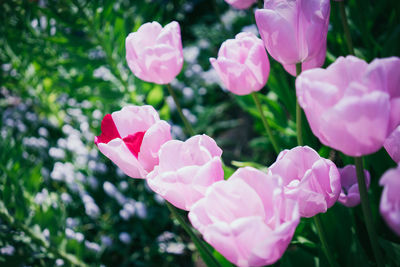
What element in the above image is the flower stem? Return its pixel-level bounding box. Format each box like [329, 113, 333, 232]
[166, 84, 195, 136]
[295, 63, 337, 266]
[257, 0, 263, 8]
[354, 157, 384, 267]
[166, 202, 221, 267]
[251, 92, 280, 154]
[338, 1, 355, 55]
[313, 215, 337, 267]
[296, 101, 303, 146]
[295, 63, 304, 146]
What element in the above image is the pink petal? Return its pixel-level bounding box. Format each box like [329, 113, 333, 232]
[139, 120, 172, 172]
[111, 105, 159, 138]
[98, 139, 147, 178]
[319, 91, 390, 156]
[255, 8, 299, 64]
[379, 166, 400, 236]
[384, 125, 400, 163]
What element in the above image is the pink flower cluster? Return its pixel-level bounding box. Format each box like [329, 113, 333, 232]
[93, 0, 400, 265]
[95, 106, 342, 265]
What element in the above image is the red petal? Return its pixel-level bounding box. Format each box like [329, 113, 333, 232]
[94, 114, 121, 145]
[123, 131, 146, 158]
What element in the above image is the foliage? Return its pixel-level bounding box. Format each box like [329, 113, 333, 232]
[0, 0, 399, 266]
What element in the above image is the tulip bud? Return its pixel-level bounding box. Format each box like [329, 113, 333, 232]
[296, 56, 400, 156]
[210, 32, 270, 95]
[224, 0, 257, 9]
[126, 21, 183, 84]
[189, 167, 299, 267]
[337, 165, 370, 207]
[147, 135, 224, 210]
[268, 146, 341, 218]
[255, 0, 330, 76]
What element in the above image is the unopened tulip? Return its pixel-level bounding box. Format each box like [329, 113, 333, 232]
[147, 135, 224, 210]
[210, 32, 270, 95]
[126, 21, 183, 84]
[384, 125, 400, 163]
[380, 165, 400, 236]
[255, 0, 330, 76]
[296, 56, 400, 156]
[224, 0, 257, 9]
[337, 165, 370, 207]
[95, 105, 171, 178]
[189, 167, 299, 267]
[268, 146, 341, 218]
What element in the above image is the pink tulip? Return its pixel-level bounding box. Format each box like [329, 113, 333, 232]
[224, 0, 257, 9]
[337, 165, 370, 207]
[296, 56, 400, 156]
[380, 165, 400, 236]
[384, 125, 400, 163]
[95, 105, 171, 178]
[255, 0, 330, 76]
[268, 146, 341, 218]
[189, 167, 299, 267]
[210, 32, 270, 95]
[125, 21, 183, 84]
[147, 135, 224, 210]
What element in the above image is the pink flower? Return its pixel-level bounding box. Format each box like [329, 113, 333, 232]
[147, 135, 224, 210]
[95, 105, 171, 178]
[125, 21, 183, 84]
[384, 125, 400, 163]
[296, 56, 400, 156]
[255, 0, 330, 76]
[210, 32, 270, 95]
[224, 0, 257, 9]
[189, 167, 299, 267]
[268, 146, 341, 218]
[337, 165, 370, 207]
[380, 165, 400, 236]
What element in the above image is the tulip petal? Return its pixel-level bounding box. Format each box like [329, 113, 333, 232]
[98, 139, 147, 178]
[111, 105, 159, 138]
[255, 8, 299, 64]
[139, 120, 172, 172]
[380, 166, 400, 236]
[384, 125, 400, 163]
[320, 91, 390, 156]
[94, 114, 121, 145]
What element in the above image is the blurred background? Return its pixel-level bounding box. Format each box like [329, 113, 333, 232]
[0, 0, 399, 266]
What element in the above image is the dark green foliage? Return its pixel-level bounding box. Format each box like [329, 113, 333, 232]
[0, 0, 399, 266]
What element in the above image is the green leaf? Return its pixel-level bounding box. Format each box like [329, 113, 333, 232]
[231, 160, 268, 172]
[379, 238, 400, 266]
[146, 85, 164, 107]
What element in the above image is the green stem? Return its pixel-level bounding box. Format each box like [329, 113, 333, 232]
[313, 215, 337, 267]
[166, 84, 195, 136]
[295, 63, 304, 146]
[257, 0, 263, 8]
[296, 101, 303, 146]
[166, 202, 221, 267]
[354, 157, 384, 267]
[295, 63, 337, 266]
[338, 1, 355, 55]
[251, 92, 280, 154]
